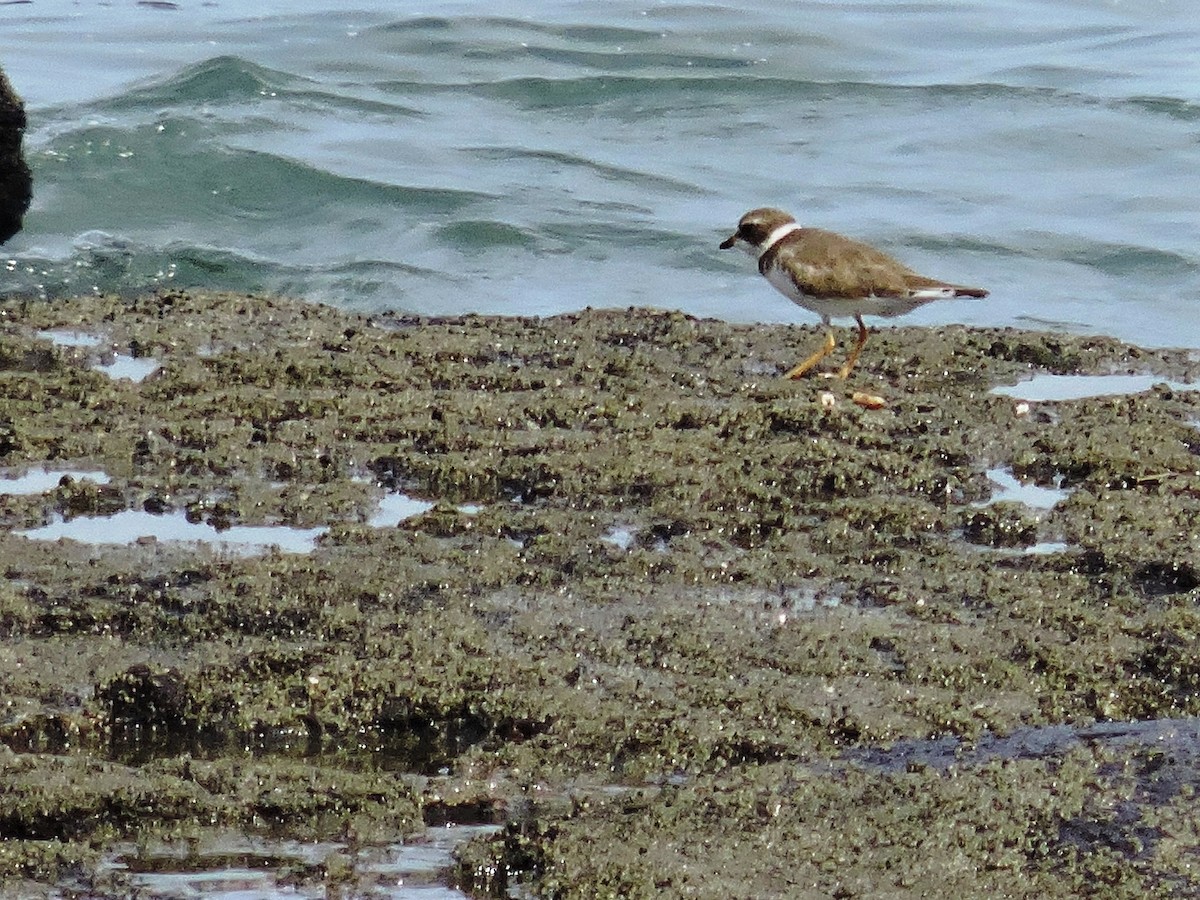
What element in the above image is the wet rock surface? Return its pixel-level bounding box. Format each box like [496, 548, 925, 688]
[2, 289, 1200, 896]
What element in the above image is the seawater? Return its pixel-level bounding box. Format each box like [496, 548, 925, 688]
[3, 1, 1199, 347]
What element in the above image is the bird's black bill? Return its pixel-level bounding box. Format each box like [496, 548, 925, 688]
[719, 234, 737, 249]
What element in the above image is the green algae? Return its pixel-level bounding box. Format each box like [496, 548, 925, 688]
[460, 746, 1198, 900]
[2, 290, 1200, 895]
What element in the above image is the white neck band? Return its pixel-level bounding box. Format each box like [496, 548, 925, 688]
[759, 222, 802, 256]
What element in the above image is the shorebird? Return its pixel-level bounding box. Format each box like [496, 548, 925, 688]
[721, 207, 988, 378]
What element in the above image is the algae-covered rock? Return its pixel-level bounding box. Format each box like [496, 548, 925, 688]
[2, 290, 1200, 896]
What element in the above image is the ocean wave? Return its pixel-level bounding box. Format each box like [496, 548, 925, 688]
[36, 119, 493, 223]
[92, 56, 424, 119]
[433, 220, 539, 252]
[5, 4, 1199, 346]
[463, 146, 705, 195]
[951, 233, 1199, 279]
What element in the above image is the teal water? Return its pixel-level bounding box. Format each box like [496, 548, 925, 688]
[3, 1, 1200, 346]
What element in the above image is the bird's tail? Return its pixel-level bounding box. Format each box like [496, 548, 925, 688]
[906, 276, 988, 300]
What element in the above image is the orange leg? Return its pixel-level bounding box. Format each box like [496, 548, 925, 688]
[835, 315, 869, 379]
[784, 330, 837, 379]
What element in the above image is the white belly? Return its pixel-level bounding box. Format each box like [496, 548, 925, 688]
[763, 262, 941, 323]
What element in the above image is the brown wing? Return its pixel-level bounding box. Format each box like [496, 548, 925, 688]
[773, 228, 918, 298]
[775, 229, 988, 299]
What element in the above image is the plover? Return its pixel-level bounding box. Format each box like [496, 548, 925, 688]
[721, 207, 988, 378]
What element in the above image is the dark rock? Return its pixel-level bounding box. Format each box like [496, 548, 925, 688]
[0, 65, 33, 244]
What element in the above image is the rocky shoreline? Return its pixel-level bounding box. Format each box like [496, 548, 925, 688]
[2, 289, 1200, 897]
